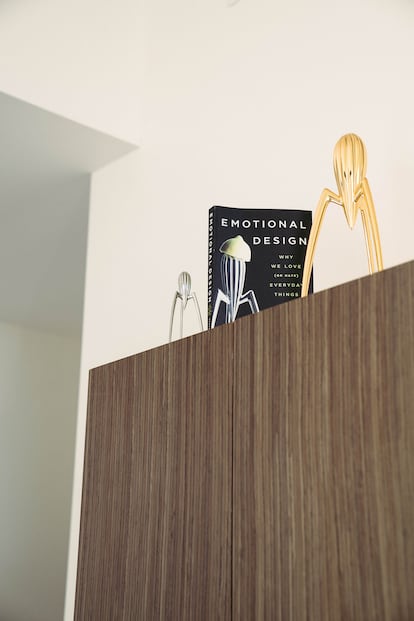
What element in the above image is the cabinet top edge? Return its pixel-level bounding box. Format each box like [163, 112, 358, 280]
[89, 259, 414, 375]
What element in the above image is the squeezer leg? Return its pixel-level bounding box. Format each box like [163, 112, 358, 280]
[302, 189, 340, 297]
[361, 178, 384, 273]
[360, 208, 375, 274]
[211, 289, 230, 329]
[191, 292, 204, 332]
[169, 293, 179, 342]
[170, 292, 204, 341]
[239, 290, 259, 314]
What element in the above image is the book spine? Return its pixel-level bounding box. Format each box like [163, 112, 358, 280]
[207, 207, 214, 328]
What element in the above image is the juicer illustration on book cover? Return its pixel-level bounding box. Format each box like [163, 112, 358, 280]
[208, 206, 313, 328]
[211, 234, 259, 328]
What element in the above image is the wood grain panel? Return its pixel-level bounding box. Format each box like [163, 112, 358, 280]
[233, 261, 414, 620]
[75, 324, 233, 620]
[75, 261, 414, 620]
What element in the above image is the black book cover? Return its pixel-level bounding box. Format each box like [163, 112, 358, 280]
[208, 206, 313, 328]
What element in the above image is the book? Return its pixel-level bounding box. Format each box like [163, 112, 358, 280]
[208, 206, 313, 328]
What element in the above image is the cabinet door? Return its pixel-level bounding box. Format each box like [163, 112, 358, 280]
[233, 263, 414, 620]
[75, 327, 233, 620]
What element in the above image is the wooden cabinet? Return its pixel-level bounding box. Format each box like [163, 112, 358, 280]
[75, 261, 414, 620]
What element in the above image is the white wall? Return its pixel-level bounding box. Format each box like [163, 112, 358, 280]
[76, 0, 414, 368]
[83, 0, 414, 359]
[0, 0, 144, 143]
[0, 321, 81, 621]
[12, 0, 408, 618]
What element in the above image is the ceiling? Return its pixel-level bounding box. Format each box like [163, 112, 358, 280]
[0, 91, 136, 337]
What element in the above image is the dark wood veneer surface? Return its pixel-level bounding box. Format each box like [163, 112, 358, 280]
[75, 327, 233, 620]
[233, 261, 414, 620]
[75, 261, 414, 620]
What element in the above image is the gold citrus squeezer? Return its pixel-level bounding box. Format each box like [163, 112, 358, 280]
[301, 133, 384, 297]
